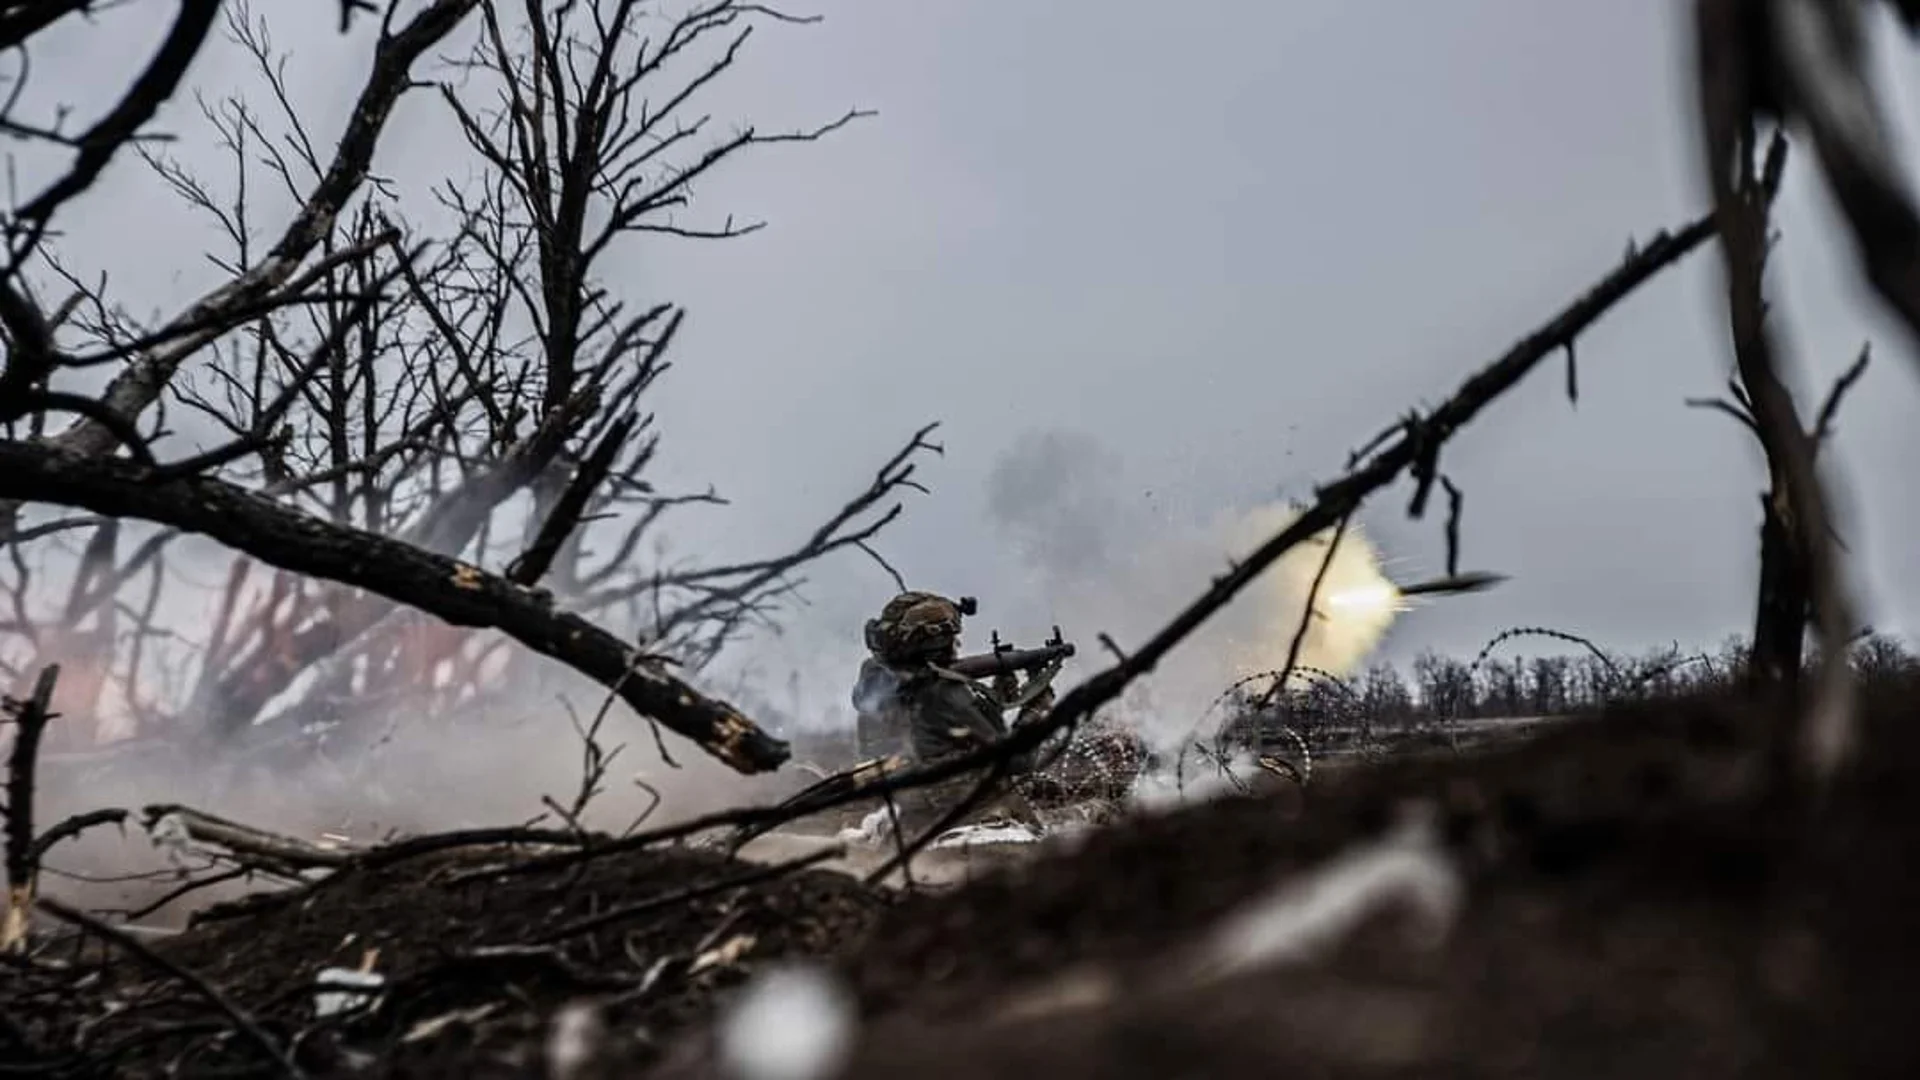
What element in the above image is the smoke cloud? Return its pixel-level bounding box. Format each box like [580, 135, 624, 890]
[28, 664, 790, 925]
[8, 525, 789, 922]
[11, 425, 1407, 922]
[982, 428, 1402, 748]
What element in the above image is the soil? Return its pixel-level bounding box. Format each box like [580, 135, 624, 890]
[5, 844, 889, 1078]
[5, 679, 1918, 1078]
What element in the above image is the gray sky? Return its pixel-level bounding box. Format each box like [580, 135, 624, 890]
[23, 1, 1920, 721]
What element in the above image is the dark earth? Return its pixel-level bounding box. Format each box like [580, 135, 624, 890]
[5, 674, 1917, 1079]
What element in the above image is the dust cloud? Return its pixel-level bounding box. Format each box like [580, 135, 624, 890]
[25, 665, 790, 924]
[9, 527, 788, 922]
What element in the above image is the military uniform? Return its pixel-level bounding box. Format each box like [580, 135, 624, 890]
[851, 591, 1052, 835]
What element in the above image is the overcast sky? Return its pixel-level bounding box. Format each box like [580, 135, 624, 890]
[25, 1, 1920, 720]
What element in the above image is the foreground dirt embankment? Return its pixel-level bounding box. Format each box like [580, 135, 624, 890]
[6, 681, 1917, 1078]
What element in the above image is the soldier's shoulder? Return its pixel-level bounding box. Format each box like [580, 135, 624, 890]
[901, 669, 980, 705]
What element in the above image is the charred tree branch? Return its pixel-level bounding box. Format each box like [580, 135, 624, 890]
[12, 0, 223, 234]
[0, 446, 789, 772]
[37, 0, 480, 462]
[508, 411, 636, 586]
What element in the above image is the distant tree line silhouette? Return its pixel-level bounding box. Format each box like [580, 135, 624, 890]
[1266, 631, 1916, 734]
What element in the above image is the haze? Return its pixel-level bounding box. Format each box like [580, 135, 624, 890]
[26, 0, 1920, 734]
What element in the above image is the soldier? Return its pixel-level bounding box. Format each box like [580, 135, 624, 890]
[851, 590, 1054, 834]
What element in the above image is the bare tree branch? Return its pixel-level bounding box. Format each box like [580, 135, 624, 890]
[0, 0, 914, 760]
[10, 0, 224, 236]
[0, 444, 791, 772]
[1759, 0, 1920, 374]
[1812, 342, 1872, 447]
[31, 0, 480, 462]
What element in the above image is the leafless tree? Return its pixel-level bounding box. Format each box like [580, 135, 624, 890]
[1686, 0, 1920, 782]
[0, 0, 931, 775]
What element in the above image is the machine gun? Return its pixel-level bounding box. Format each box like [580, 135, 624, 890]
[945, 626, 1076, 693]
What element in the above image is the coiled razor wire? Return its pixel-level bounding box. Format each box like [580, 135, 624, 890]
[1173, 667, 1333, 799]
[1027, 715, 1150, 810]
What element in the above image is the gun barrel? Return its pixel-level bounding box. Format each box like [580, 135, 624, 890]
[946, 642, 1075, 679]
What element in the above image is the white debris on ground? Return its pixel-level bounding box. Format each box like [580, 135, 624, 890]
[312, 966, 386, 1018]
[1184, 800, 1464, 983]
[834, 808, 1046, 851]
[716, 964, 858, 1080]
[144, 810, 196, 866]
[929, 821, 1044, 849]
[1127, 751, 1266, 813]
[833, 807, 891, 847]
[544, 1001, 603, 1080]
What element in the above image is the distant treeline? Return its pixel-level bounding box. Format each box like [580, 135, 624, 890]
[1248, 631, 1917, 728]
[774, 632, 1916, 764]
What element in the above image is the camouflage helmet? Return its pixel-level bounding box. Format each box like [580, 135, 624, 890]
[865, 590, 975, 663]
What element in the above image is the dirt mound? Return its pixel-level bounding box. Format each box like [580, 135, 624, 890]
[5, 844, 886, 1078]
[6, 684, 1918, 1078]
[811, 686, 1920, 1079]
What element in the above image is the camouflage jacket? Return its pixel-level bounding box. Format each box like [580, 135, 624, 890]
[852, 658, 1040, 770]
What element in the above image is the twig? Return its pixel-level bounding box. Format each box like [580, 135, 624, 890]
[1254, 512, 1351, 712]
[856, 539, 907, 592]
[1439, 476, 1465, 577]
[1812, 342, 1872, 446]
[119, 866, 253, 922]
[543, 695, 626, 832]
[531, 844, 844, 944]
[23, 0, 481, 465]
[11, 0, 224, 233]
[878, 786, 915, 891]
[506, 412, 639, 585]
[27, 808, 130, 865]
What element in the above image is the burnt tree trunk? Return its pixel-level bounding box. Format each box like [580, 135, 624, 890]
[1748, 485, 1808, 696]
[1710, 129, 1815, 706]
